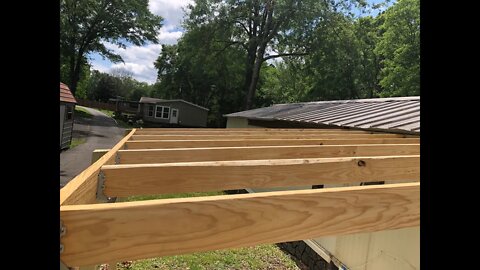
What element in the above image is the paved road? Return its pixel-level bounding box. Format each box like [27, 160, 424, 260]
[60, 106, 125, 188]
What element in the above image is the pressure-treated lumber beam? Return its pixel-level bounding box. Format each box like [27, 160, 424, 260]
[125, 138, 420, 149]
[117, 144, 420, 164]
[60, 129, 136, 206]
[101, 155, 419, 197]
[133, 129, 372, 135]
[129, 133, 407, 140]
[136, 128, 360, 131]
[60, 183, 420, 267]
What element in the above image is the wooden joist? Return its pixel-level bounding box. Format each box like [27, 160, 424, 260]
[60, 183, 420, 267]
[117, 144, 420, 164]
[60, 129, 136, 205]
[125, 138, 420, 149]
[101, 155, 419, 197]
[60, 128, 421, 268]
[129, 133, 407, 141]
[133, 128, 372, 135]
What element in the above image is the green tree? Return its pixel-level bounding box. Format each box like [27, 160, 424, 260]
[184, 0, 367, 109]
[154, 23, 247, 126]
[375, 0, 420, 96]
[87, 72, 119, 102]
[354, 16, 382, 98]
[60, 0, 162, 95]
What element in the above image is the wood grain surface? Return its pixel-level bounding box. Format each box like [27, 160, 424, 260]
[60, 183, 420, 267]
[117, 144, 420, 164]
[125, 138, 420, 149]
[60, 129, 136, 205]
[101, 155, 420, 197]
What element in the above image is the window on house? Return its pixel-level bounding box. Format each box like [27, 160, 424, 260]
[147, 105, 154, 117]
[163, 107, 170, 118]
[66, 106, 73, 120]
[155, 105, 170, 119]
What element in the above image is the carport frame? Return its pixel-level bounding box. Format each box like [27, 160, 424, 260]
[60, 128, 420, 268]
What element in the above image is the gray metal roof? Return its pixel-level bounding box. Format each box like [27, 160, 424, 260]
[139, 97, 209, 111]
[225, 96, 420, 134]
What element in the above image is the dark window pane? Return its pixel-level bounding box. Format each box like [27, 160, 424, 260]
[66, 106, 73, 120]
[155, 106, 162, 117]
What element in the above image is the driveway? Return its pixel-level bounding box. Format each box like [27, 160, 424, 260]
[60, 106, 125, 188]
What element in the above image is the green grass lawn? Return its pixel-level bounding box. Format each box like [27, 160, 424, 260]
[97, 109, 136, 128]
[109, 244, 300, 270]
[98, 109, 115, 117]
[75, 106, 93, 118]
[108, 192, 301, 270]
[70, 137, 86, 149]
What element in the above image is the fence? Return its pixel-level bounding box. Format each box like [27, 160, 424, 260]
[76, 99, 116, 111]
[76, 99, 139, 114]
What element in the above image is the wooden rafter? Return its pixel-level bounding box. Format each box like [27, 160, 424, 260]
[129, 133, 407, 140]
[117, 144, 420, 164]
[125, 138, 420, 149]
[60, 183, 420, 266]
[60, 128, 420, 268]
[101, 155, 419, 197]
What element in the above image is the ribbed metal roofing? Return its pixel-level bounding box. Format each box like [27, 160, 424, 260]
[225, 96, 420, 134]
[60, 82, 77, 104]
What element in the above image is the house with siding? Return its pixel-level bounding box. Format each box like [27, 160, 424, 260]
[137, 97, 209, 127]
[60, 83, 77, 150]
[224, 96, 420, 270]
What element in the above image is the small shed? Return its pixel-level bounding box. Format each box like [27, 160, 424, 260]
[138, 97, 209, 127]
[60, 82, 77, 150]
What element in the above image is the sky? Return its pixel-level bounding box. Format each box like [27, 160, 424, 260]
[89, 0, 392, 84]
[89, 0, 193, 84]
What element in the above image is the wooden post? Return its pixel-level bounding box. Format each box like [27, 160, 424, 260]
[91, 149, 110, 164]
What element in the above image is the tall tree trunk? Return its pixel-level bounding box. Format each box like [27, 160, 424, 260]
[68, 53, 77, 95]
[69, 50, 85, 96]
[245, 44, 267, 110]
[243, 40, 257, 109]
[69, 57, 81, 96]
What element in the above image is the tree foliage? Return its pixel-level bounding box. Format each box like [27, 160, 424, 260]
[375, 0, 420, 96]
[153, 23, 246, 126]
[60, 0, 162, 94]
[151, 0, 419, 126]
[82, 70, 153, 102]
[183, 0, 369, 109]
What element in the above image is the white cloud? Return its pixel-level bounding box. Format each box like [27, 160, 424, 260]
[110, 62, 157, 83]
[90, 0, 191, 84]
[158, 28, 183, 45]
[149, 0, 193, 28]
[93, 42, 162, 83]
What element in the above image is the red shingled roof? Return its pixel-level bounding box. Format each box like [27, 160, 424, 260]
[60, 82, 77, 104]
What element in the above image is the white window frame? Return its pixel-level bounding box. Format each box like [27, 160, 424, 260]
[147, 105, 154, 117]
[155, 105, 170, 119]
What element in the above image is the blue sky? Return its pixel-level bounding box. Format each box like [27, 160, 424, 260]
[89, 0, 393, 84]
